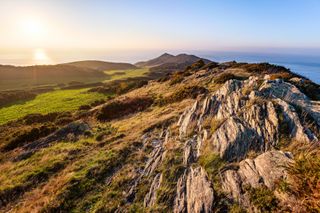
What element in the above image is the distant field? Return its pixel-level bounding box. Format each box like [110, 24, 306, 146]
[104, 68, 149, 82]
[0, 89, 109, 125]
[0, 76, 109, 91]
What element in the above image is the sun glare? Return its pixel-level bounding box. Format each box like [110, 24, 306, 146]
[33, 49, 52, 64]
[20, 18, 46, 39]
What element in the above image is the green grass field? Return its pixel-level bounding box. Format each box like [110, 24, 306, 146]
[104, 68, 149, 82]
[0, 89, 109, 125]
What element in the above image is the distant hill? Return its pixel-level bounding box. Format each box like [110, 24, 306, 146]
[135, 53, 211, 77]
[135, 53, 211, 68]
[65, 60, 137, 71]
[0, 60, 138, 91]
[0, 64, 106, 90]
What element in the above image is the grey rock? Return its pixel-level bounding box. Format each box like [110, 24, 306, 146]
[221, 151, 294, 206]
[174, 167, 214, 213]
[210, 116, 260, 161]
[144, 173, 163, 207]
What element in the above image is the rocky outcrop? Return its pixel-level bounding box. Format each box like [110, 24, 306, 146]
[260, 79, 320, 127]
[174, 167, 214, 213]
[210, 116, 260, 161]
[177, 77, 318, 163]
[144, 173, 163, 207]
[127, 129, 168, 203]
[221, 151, 294, 206]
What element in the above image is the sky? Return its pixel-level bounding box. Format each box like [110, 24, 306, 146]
[0, 0, 320, 65]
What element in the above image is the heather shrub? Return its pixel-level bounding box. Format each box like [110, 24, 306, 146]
[96, 96, 154, 121]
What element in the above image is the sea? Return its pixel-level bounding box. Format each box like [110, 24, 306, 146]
[201, 52, 320, 84]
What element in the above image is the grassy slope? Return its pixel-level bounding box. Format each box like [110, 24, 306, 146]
[0, 89, 109, 125]
[103, 68, 149, 82]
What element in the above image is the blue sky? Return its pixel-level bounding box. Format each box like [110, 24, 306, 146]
[0, 0, 320, 64]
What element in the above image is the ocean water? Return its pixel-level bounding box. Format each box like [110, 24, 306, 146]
[203, 52, 320, 84]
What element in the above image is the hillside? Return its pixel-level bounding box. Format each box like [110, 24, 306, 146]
[0, 60, 320, 212]
[0, 64, 106, 91]
[135, 53, 211, 75]
[0, 60, 138, 91]
[65, 60, 137, 71]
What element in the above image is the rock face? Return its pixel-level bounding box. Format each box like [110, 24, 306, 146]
[172, 76, 319, 211]
[144, 173, 163, 207]
[260, 79, 320, 126]
[211, 116, 260, 161]
[221, 151, 294, 207]
[177, 77, 318, 163]
[174, 167, 214, 213]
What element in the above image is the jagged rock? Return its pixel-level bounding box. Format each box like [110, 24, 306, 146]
[210, 116, 260, 161]
[178, 100, 200, 137]
[143, 146, 166, 177]
[242, 101, 279, 150]
[221, 151, 294, 206]
[127, 129, 168, 202]
[275, 99, 317, 142]
[144, 173, 162, 207]
[260, 79, 320, 126]
[174, 167, 214, 213]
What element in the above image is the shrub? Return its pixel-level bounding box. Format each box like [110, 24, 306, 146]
[245, 185, 279, 212]
[269, 72, 294, 80]
[96, 96, 154, 121]
[78, 105, 91, 110]
[155, 86, 208, 106]
[89, 79, 148, 96]
[285, 141, 320, 211]
[0, 90, 36, 107]
[168, 73, 184, 85]
[3, 125, 57, 151]
[214, 73, 247, 84]
[231, 63, 290, 74]
[290, 79, 320, 101]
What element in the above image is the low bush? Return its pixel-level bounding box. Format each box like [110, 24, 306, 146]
[230, 62, 290, 74]
[96, 96, 154, 121]
[245, 185, 279, 212]
[155, 86, 208, 106]
[0, 90, 36, 107]
[3, 125, 57, 151]
[285, 141, 320, 211]
[214, 73, 247, 84]
[89, 79, 148, 96]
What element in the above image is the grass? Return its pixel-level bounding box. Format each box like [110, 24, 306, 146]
[0, 88, 109, 125]
[104, 68, 149, 82]
[283, 141, 320, 211]
[245, 185, 279, 212]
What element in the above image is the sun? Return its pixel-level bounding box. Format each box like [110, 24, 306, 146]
[33, 49, 52, 64]
[20, 18, 46, 39]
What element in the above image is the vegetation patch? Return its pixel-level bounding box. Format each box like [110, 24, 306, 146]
[89, 78, 148, 96]
[284, 141, 320, 211]
[0, 89, 109, 125]
[245, 185, 279, 212]
[155, 86, 208, 106]
[214, 72, 247, 84]
[154, 147, 185, 211]
[103, 68, 149, 82]
[96, 96, 154, 121]
[3, 125, 57, 151]
[0, 90, 36, 108]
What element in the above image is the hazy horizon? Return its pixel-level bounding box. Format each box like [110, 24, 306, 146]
[1, 0, 320, 65]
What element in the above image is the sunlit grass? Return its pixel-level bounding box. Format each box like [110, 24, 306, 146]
[103, 68, 149, 82]
[0, 89, 109, 125]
